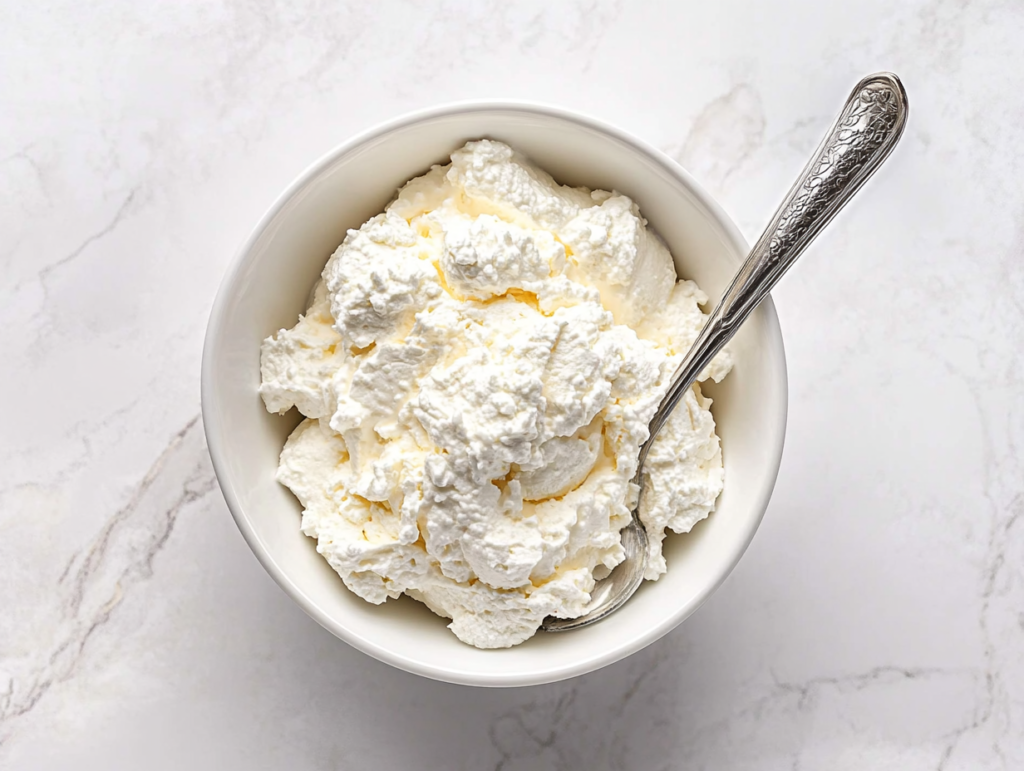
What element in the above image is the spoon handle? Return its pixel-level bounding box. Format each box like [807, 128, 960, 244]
[642, 72, 909, 454]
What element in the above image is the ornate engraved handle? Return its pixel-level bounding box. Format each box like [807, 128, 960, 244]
[641, 72, 908, 461]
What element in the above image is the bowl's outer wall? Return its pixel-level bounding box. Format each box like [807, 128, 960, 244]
[202, 103, 788, 687]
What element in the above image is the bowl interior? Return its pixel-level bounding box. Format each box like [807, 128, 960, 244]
[202, 105, 787, 687]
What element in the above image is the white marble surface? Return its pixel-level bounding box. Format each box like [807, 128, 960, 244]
[3, 1, 1023, 768]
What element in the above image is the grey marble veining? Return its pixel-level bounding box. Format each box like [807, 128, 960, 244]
[2, 1, 1023, 768]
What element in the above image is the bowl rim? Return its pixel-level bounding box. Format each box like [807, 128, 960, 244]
[201, 99, 788, 687]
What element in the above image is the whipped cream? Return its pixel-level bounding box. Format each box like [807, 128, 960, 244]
[260, 140, 731, 648]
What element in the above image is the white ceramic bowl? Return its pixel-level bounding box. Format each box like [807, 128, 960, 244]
[202, 102, 788, 687]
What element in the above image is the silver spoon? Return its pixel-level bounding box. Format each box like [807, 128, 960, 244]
[542, 72, 909, 633]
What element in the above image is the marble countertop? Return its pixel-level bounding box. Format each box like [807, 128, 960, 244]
[3, 1, 1023, 768]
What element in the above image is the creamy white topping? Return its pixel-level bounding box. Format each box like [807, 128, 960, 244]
[260, 140, 732, 648]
